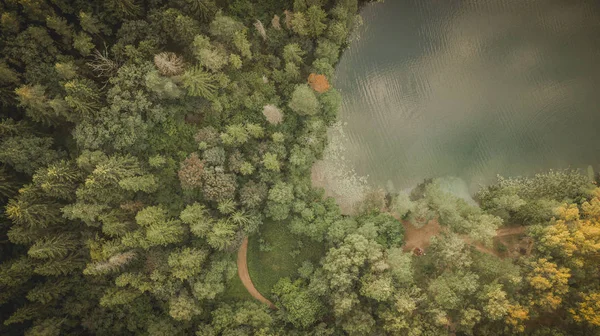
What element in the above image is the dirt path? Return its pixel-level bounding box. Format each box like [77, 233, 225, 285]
[496, 226, 526, 237]
[401, 219, 442, 252]
[396, 212, 527, 257]
[237, 219, 526, 305]
[237, 237, 276, 309]
[469, 226, 528, 257]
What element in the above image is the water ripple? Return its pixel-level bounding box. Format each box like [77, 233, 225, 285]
[333, 0, 600, 192]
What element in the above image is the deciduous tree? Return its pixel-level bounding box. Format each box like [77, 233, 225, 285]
[289, 84, 320, 116]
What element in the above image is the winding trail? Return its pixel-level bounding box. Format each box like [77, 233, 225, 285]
[495, 226, 526, 237]
[468, 226, 527, 257]
[396, 213, 527, 257]
[401, 219, 527, 257]
[237, 237, 276, 309]
[237, 221, 527, 306]
[401, 219, 442, 252]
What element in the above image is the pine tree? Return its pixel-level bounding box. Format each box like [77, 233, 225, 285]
[145, 219, 186, 247]
[64, 79, 101, 118]
[0, 167, 19, 198]
[79, 11, 102, 35]
[131, 206, 186, 248]
[181, 203, 213, 237]
[6, 224, 43, 245]
[25, 317, 64, 336]
[28, 234, 78, 260]
[33, 253, 85, 276]
[5, 199, 63, 228]
[233, 30, 252, 59]
[105, 0, 141, 18]
[26, 278, 73, 304]
[0, 135, 62, 175]
[169, 291, 202, 321]
[0, 257, 34, 289]
[32, 161, 83, 200]
[192, 35, 229, 72]
[99, 287, 141, 307]
[46, 15, 73, 44]
[118, 175, 158, 193]
[73, 32, 95, 56]
[0, 119, 30, 138]
[14, 85, 57, 125]
[185, 0, 218, 21]
[181, 66, 217, 98]
[306, 6, 327, 37]
[168, 248, 208, 280]
[3, 303, 44, 326]
[76, 154, 143, 204]
[206, 219, 237, 250]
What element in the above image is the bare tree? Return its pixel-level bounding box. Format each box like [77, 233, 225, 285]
[284, 10, 293, 29]
[254, 20, 267, 41]
[263, 104, 283, 125]
[154, 52, 185, 76]
[272, 15, 281, 30]
[87, 48, 119, 78]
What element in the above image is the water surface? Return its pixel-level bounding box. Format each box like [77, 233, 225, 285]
[333, 0, 600, 193]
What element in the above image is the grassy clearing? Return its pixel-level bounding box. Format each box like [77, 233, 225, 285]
[222, 254, 254, 301]
[247, 219, 326, 299]
[224, 271, 254, 301]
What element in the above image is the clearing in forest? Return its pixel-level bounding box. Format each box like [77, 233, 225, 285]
[401, 219, 442, 252]
[237, 215, 528, 307]
[400, 217, 528, 257]
[236, 220, 325, 305]
[237, 238, 276, 308]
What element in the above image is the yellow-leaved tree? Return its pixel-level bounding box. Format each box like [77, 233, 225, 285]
[526, 258, 571, 311]
[539, 188, 600, 264]
[571, 292, 600, 327]
[535, 188, 600, 327]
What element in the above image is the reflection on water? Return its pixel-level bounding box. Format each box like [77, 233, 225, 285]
[333, 0, 600, 193]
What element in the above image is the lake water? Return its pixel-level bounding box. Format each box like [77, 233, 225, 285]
[332, 0, 600, 194]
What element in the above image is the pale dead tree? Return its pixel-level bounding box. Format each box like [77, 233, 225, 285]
[83, 251, 137, 275]
[262, 75, 268, 84]
[254, 19, 267, 41]
[154, 52, 185, 76]
[263, 104, 283, 125]
[87, 48, 119, 78]
[284, 10, 293, 29]
[272, 14, 281, 30]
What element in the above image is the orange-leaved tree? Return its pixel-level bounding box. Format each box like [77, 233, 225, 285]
[308, 73, 330, 93]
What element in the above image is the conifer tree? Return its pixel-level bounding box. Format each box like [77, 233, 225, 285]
[28, 234, 78, 260]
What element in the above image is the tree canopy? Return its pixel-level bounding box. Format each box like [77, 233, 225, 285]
[0, 0, 598, 335]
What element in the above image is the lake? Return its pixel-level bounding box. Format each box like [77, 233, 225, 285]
[330, 0, 600, 196]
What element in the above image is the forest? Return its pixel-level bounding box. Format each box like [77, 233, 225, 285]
[0, 0, 599, 335]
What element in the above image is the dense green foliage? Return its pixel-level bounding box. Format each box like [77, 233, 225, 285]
[1, 0, 599, 335]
